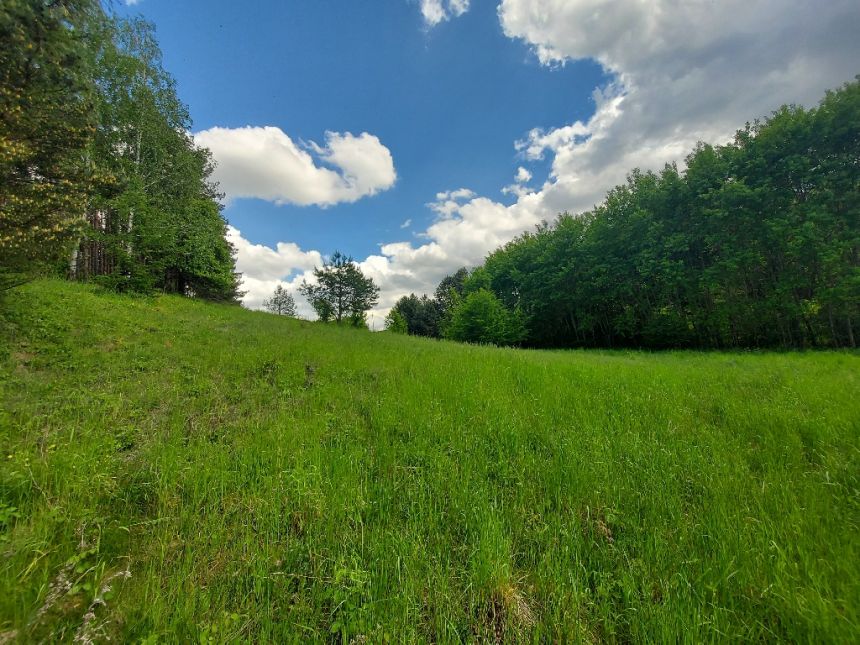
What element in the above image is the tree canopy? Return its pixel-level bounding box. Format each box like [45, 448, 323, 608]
[82, 14, 240, 300]
[0, 0, 101, 288]
[387, 293, 440, 337]
[396, 80, 859, 349]
[384, 308, 408, 334]
[262, 285, 297, 316]
[471, 79, 859, 349]
[443, 289, 526, 346]
[0, 2, 241, 301]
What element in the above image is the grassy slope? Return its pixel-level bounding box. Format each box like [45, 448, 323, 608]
[0, 280, 858, 643]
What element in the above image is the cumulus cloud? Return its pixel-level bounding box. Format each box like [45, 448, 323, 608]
[195, 127, 396, 207]
[514, 167, 532, 183]
[230, 199, 547, 327]
[498, 0, 860, 215]
[420, 0, 470, 27]
[428, 188, 476, 217]
[435, 188, 475, 201]
[234, 0, 859, 327]
[343, 190, 549, 325]
[503, 165, 537, 197]
[229, 195, 546, 326]
[227, 225, 322, 316]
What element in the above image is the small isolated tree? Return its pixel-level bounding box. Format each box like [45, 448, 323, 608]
[298, 251, 379, 327]
[262, 285, 297, 316]
[444, 289, 526, 346]
[385, 309, 408, 334]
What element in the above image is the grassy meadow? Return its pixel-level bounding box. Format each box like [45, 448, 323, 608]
[1, 280, 858, 642]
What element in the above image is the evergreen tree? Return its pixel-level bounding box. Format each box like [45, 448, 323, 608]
[299, 252, 379, 327]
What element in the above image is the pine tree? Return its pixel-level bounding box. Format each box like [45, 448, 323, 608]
[299, 252, 379, 327]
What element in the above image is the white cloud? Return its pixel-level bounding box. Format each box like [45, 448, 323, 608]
[195, 127, 396, 207]
[429, 188, 476, 217]
[516, 119, 593, 161]
[502, 165, 536, 196]
[376, 0, 858, 321]
[420, 0, 470, 27]
[227, 225, 321, 283]
[227, 225, 322, 316]
[498, 0, 860, 218]
[232, 0, 859, 328]
[400, 219, 412, 229]
[435, 188, 475, 201]
[514, 167, 531, 184]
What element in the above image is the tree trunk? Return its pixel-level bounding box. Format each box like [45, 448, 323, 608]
[69, 246, 79, 279]
[828, 305, 838, 348]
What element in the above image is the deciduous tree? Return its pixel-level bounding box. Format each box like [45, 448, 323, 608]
[384, 308, 408, 333]
[389, 293, 440, 336]
[262, 285, 297, 316]
[444, 289, 526, 346]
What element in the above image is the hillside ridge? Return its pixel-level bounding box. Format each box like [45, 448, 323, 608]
[1, 280, 858, 641]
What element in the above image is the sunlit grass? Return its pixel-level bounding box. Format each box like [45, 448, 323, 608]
[1, 280, 857, 642]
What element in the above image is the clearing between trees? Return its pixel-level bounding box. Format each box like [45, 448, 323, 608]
[1, 281, 857, 642]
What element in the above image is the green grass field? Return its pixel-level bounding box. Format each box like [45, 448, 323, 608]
[1, 281, 858, 642]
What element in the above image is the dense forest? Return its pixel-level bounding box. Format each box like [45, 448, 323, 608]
[0, 0, 240, 300]
[390, 80, 859, 349]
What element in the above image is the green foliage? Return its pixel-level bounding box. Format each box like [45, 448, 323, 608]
[389, 293, 440, 337]
[0, 5, 241, 301]
[444, 288, 526, 346]
[299, 251, 379, 327]
[262, 285, 297, 316]
[474, 79, 860, 349]
[0, 0, 102, 284]
[1, 280, 858, 641]
[385, 268, 472, 339]
[348, 310, 370, 329]
[383, 308, 408, 333]
[79, 16, 241, 301]
[434, 267, 469, 319]
[461, 266, 492, 295]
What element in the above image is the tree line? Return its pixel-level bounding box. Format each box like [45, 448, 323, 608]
[389, 80, 859, 349]
[1, 0, 240, 300]
[384, 266, 526, 345]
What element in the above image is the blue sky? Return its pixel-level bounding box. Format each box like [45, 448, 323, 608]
[119, 0, 860, 324]
[121, 1, 605, 256]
